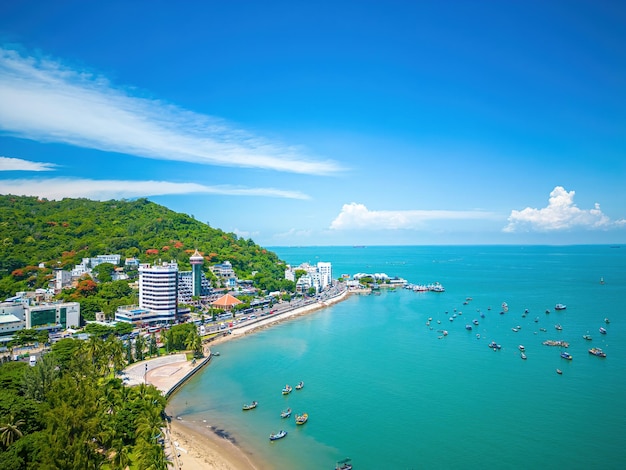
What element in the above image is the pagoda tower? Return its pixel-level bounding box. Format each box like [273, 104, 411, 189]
[189, 249, 204, 297]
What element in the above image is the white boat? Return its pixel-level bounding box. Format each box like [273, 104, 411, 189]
[269, 430, 287, 441]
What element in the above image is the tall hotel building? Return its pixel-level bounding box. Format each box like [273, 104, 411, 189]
[138, 261, 178, 319]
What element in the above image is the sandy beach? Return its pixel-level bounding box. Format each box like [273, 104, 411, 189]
[155, 288, 351, 469]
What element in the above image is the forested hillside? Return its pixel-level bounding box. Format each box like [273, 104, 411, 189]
[0, 195, 286, 298]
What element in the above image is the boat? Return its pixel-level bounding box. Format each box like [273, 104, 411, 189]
[588, 347, 606, 358]
[280, 408, 292, 418]
[518, 345, 525, 351]
[540, 327, 547, 332]
[560, 351, 573, 360]
[545, 309, 550, 314]
[604, 317, 610, 324]
[295, 413, 308, 425]
[555, 304, 567, 310]
[534, 317, 539, 323]
[476, 333, 480, 339]
[600, 277, 604, 284]
[520, 352, 527, 360]
[282, 384, 293, 394]
[555, 324, 562, 331]
[599, 327, 607, 335]
[335, 458, 353, 470]
[583, 334, 592, 340]
[473, 319, 479, 325]
[465, 324, 472, 331]
[295, 381, 304, 390]
[556, 369, 563, 375]
[242, 401, 258, 410]
[511, 328, 518, 332]
[269, 430, 287, 441]
[212, 351, 220, 356]
[488, 341, 501, 350]
[502, 302, 509, 312]
[442, 330, 448, 336]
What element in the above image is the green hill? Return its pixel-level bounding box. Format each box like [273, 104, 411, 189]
[0, 195, 287, 298]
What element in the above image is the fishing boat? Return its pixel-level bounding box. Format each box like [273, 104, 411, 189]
[295, 381, 304, 390]
[583, 334, 592, 340]
[604, 318, 610, 324]
[555, 324, 562, 331]
[282, 384, 293, 394]
[589, 348, 606, 358]
[545, 309, 550, 314]
[335, 458, 353, 470]
[556, 369, 563, 375]
[599, 327, 607, 335]
[518, 345, 525, 351]
[295, 413, 308, 425]
[242, 401, 258, 410]
[269, 430, 287, 441]
[520, 352, 527, 360]
[473, 319, 479, 325]
[560, 351, 573, 360]
[280, 408, 292, 418]
[465, 324, 472, 330]
[555, 304, 567, 310]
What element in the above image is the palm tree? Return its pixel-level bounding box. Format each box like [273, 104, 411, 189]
[0, 413, 25, 447]
[111, 438, 131, 469]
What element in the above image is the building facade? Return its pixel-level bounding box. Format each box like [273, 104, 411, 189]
[138, 261, 178, 318]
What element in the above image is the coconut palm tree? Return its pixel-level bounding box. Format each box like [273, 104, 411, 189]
[0, 413, 24, 447]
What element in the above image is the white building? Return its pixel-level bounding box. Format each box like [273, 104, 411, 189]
[54, 269, 72, 290]
[285, 261, 333, 293]
[116, 260, 179, 324]
[139, 261, 178, 317]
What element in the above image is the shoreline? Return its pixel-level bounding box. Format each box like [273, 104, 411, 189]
[162, 287, 352, 469]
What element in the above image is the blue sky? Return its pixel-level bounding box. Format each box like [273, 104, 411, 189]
[1, 0, 625, 246]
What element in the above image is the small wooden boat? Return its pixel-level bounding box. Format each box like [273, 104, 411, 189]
[555, 304, 567, 311]
[520, 352, 527, 360]
[269, 429, 287, 441]
[242, 401, 258, 410]
[295, 413, 308, 425]
[599, 327, 607, 335]
[518, 345, 525, 351]
[335, 458, 353, 470]
[282, 384, 292, 395]
[583, 334, 592, 340]
[269, 430, 287, 441]
[295, 381, 304, 390]
[555, 324, 562, 331]
[589, 348, 606, 358]
[556, 369, 563, 375]
[280, 408, 292, 418]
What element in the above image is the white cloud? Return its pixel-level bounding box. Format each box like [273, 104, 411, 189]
[330, 202, 495, 230]
[232, 228, 260, 239]
[504, 186, 625, 232]
[0, 48, 342, 175]
[274, 228, 313, 238]
[0, 156, 57, 171]
[0, 178, 309, 200]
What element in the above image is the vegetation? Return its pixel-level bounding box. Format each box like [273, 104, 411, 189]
[0, 336, 168, 469]
[0, 195, 289, 299]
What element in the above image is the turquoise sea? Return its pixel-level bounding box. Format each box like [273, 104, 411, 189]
[168, 246, 626, 469]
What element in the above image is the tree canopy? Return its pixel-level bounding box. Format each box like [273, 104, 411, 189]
[0, 195, 288, 298]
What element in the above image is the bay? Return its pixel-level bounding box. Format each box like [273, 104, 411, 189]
[168, 245, 626, 469]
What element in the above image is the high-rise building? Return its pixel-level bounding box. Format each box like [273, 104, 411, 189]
[139, 261, 178, 318]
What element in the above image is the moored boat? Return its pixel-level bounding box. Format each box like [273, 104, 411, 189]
[556, 368, 563, 375]
[473, 319, 479, 325]
[520, 352, 527, 360]
[588, 347, 606, 358]
[599, 327, 607, 335]
[269, 430, 287, 441]
[295, 381, 304, 390]
[243, 401, 258, 410]
[282, 384, 293, 394]
[518, 345, 525, 351]
[281, 408, 292, 418]
[555, 304, 567, 310]
[583, 334, 592, 340]
[560, 351, 573, 360]
[295, 413, 308, 425]
[465, 324, 472, 330]
[335, 458, 353, 470]
[555, 324, 562, 331]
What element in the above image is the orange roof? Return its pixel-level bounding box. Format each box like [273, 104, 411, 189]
[211, 293, 243, 307]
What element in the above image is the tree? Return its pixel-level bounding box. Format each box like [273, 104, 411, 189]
[91, 262, 116, 283]
[0, 413, 24, 446]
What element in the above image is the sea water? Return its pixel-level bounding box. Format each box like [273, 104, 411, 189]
[168, 246, 626, 469]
